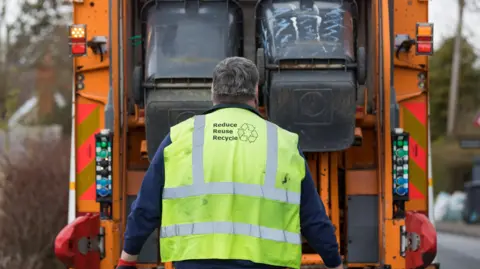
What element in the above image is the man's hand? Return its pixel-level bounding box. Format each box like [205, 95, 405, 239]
[120, 250, 138, 262]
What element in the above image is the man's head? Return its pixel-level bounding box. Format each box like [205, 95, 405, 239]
[211, 57, 260, 107]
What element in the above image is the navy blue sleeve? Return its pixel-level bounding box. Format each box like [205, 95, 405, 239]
[123, 134, 172, 255]
[298, 150, 342, 268]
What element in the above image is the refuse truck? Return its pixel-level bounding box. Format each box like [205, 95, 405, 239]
[55, 0, 439, 268]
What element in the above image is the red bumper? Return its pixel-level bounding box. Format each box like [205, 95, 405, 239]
[54, 213, 101, 269]
[405, 211, 437, 269]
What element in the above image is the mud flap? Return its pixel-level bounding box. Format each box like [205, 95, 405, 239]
[405, 211, 437, 269]
[54, 213, 101, 269]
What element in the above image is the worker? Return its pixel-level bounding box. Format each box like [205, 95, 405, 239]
[116, 57, 344, 269]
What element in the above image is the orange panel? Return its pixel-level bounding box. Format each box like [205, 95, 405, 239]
[378, 0, 394, 264]
[73, 0, 109, 214]
[126, 171, 145, 195]
[109, 0, 124, 225]
[100, 220, 121, 269]
[345, 170, 378, 195]
[393, 0, 429, 68]
[73, 2, 110, 69]
[302, 254, 324, 264]
[346, 129, 376, 169]
[394, 0, 429, 214]
[385, 219, 406, 268]
[394, 68, 425, 102]
[127, 129, 150, 169]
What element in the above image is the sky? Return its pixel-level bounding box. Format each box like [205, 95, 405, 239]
[2, 0, 480, 49]
[430, 0, 480, 49]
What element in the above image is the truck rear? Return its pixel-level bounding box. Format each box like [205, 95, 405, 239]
[55, 0, 438, 268]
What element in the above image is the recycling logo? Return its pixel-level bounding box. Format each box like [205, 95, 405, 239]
[237, 123, 258, 143]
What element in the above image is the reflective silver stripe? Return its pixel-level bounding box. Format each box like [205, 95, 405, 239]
[163, 182, 300, 203]
[163, 115, 300, 204]
[192, 114, 206, 185]
[264, 116, 278, 188]
[160, 221, 301, 245]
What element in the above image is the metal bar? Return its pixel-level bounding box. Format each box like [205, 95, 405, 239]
[329, 152, 340, 244]
[143, 82, 212, 89]
[320, 153, 330, 217]
[266, 63, 357, 70]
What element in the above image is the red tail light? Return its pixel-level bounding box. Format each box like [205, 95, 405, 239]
[69, 24, 87, 57]
[415, 23, 434, 56]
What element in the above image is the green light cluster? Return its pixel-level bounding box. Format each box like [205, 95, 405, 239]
[95, 132, 113, 199]
[96, 141, 111, 158]
[392, 132, 409, 197]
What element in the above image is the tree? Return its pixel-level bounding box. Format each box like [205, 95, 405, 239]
[0, 139, 69, 269]
[0, 0, 11, 126]
[446, 0, 480, 136]
[430, 36, 480, 194]
[6, 0, 66, 65]
[429, 36, 480, 141]
[0, 0, 72, 135]
[0, 1, 72, 267]
[446, 0, 466, 137]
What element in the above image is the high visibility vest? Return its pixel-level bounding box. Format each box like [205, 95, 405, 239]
[160, 108, 306, 268]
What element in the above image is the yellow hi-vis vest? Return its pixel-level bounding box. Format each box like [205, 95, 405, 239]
[160, 107, 306, 268]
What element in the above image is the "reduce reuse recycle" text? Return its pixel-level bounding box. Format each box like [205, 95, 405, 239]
[212, 122, 238, 141]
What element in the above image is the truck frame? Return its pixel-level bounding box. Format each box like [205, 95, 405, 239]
[55, 0, 439, 268]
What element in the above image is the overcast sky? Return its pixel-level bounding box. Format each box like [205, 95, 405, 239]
[430, 0, 480, 48]
[3, 0, 480, 49]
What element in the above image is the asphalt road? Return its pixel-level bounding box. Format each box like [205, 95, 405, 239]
[437, 232, 480, 269]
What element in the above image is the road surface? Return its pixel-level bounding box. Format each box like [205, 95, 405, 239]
[437, 232, 480, 269]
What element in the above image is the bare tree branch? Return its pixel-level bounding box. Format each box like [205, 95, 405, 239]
[0, 139, 69, 269]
